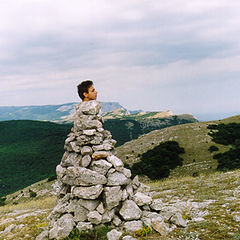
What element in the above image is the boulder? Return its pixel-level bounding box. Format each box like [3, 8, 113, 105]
[107, 155, 124, 171]
[107, 172, 131, 186]
[103, 186, 122, 210]
[92, 143, 113, 151]
[49, 214, 75, 240]
[150, 199, 163, 211]
[76, 222, 93, 232]
[133, 192, 152, 206]
[87, 211, 102, 224]
[68, 201, 89, 222]
[81, 155, 92, 168]
[124, 220, 143, 232]
[90, 160, 112, 175]
[119, 200, 142, 220]
[70, 141, 82, 153]
[83, 129, 96, 136]
[77, 199, 100, 211]
[62, 167, 107, 186]
[151, 217, 170, 236]
[122, 168, 132, 178]
[61, 152, 81, 167]
[56, 165, 66, 179]
[107, 229, 122, 240]
[92, 151, 111, 160]
[72, 185, 103, 199]
[113, 215, 122, 226]
[36, 230, 49, 240]
[76, 100, 101, 115]
[96, 202, 105, 214]
[170, 212, 187, 227]
[102, 208, 115, 223]
[81, 146, 93, 155]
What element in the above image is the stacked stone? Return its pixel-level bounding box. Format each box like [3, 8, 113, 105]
[41, 100, 186, 240]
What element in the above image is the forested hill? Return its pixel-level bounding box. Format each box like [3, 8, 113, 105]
[0, 114, 197, 197]
[0, 120, 72, 197]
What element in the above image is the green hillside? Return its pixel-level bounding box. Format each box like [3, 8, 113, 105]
[0, 116, 196, 197]
[116, 115, 240, 178]
[104, 116, 197, 146]
[0, 120, 72, 197]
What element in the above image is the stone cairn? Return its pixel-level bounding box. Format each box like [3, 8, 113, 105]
[39, 100, 187, 240]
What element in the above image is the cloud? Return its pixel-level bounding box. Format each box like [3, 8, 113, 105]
[0, 0, 239, 117]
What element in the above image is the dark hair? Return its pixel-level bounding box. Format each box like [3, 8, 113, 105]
[77, 80, 93, 100]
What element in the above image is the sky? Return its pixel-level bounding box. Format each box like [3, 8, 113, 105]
[0, 0, 240, 120]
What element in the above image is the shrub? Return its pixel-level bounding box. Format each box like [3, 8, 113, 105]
[131, 141, 185, 180]
[193, 172, 199, 177]
[0, 196, 6, 206]
[208, 145, 219, 153]
[214, 148, 240, 171]
[47, 174, 57, 182]
[63, 226, 112, 240]
[29, 189, 37, 198]
[134, 226, 152, 237]
[208, 123, 240, 171]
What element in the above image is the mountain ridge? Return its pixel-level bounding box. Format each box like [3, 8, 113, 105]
[0, 102, 197, 123]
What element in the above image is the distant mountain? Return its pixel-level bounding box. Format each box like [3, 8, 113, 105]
[0, 102, 123, 122]
[0, 102, 198, 125]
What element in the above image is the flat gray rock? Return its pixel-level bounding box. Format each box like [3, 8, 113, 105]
[87, 210, 102, 224]
[119, 200, 142, 220]
[107, 229, 122, 240]
[76, 100, 101, 115]
[76, 222, 93, 232]
[72, 185, 103, 199]
[107, 172, 131, 186]
[104, 186, 122, 210]
[107, 155, 124, 171]
[62, 167, 107, 186]
[133, 192, 152, 206]
[123, 220, 143, 232]
[49, 214, 75, 239]
[150, 199, 163, 211]
[90, 160, 112, 175]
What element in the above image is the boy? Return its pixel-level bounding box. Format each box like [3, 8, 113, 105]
[77, 80, 98, 101]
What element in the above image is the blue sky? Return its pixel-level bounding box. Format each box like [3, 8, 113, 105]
[0, 0, 239, 119]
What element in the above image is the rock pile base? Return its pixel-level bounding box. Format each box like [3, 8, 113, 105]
[38, 100, 187, 240]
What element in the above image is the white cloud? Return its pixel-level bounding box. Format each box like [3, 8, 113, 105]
[0, 0, 240, 116]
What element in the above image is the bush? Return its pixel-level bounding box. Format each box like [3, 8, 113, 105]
[134, 226, 152, 237]
[214, 148, 240, 171]
[208, 145, 219, 153]
[193, 172, 199, 177]
[63, 226, 112, 240]
[208, 123, 240, 171]
[47, 174, 57, 182]
[0, 197, 6, 206]
[131, 141, 185, 180]
[29, 189, 37, 198]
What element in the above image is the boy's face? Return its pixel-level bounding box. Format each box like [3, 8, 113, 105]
[83, 85, 98, 101]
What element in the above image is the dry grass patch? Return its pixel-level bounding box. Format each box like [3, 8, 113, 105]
[0, 196, 56, 214]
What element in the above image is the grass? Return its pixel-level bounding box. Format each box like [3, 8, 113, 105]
[0, 196, 56, 240]
[116, 115, 240, 177]
[0, 169, 239, 240]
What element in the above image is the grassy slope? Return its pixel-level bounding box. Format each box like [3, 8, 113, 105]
[0, 116, 195, 197]
[0, 169, 239, 240]
[116, 115, 240, 177]
[0, 120, 72, 197]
